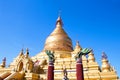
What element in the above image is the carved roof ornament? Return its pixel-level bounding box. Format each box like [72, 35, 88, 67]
[102, 52, 107, 60]
[88, 49, 95, 63]
[19, 49, 24, 57]
[56, 16, 63, 26]
[25, 48, 29, 58]
[101, 52, 110, 72]
[0, 57, 6, 68]
[74, 41, 82, 52]
[2, 57, 6, 62]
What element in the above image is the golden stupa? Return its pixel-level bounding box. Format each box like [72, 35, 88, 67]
[0, 16, 119, 80]
[44, 16, 73, 52]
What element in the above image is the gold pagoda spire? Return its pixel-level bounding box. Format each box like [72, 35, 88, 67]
[25, 48, 29, 58]
[101, 52, 110, 72]
[88, 50, 95, 63]
[18, 49, 24, 57]
[56, 16, 63, 26]
[44, 16, 73, 51]
[74, 41, 82, 52]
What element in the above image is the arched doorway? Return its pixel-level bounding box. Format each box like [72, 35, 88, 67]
[17, 62, 23, 71]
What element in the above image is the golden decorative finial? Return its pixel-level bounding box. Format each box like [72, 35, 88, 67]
[88, 50, 95, 63]
[0, 57, 6, 68]
[25, 48, 29, 58]
[74, 41, 82, 53]
[101, 52, 110, 72]
[102, 52, 107, 60]
[56, 10, 63, 26]
[76, 41, 80, 46]
[26, 48, 29, 53]
[19, 48, 24, 56]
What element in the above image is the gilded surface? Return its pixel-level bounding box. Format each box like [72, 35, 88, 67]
[44, 16, 73, 52]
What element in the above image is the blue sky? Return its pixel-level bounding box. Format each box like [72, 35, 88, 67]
[0, 0, 120, 77]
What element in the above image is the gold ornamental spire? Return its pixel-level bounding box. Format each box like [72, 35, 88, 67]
[19, 49, 24, 57]
[74, 41, 82, 52]
[88, 50, 95, 63]
[56, 16, 63, 26]
[25, 48, 29, 58]
[101, 52, 110, 72]
[44, 16, 73, 51]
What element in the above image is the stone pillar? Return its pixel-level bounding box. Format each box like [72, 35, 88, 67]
[47, 61, 54, 80]
[76, 58, 84, 80]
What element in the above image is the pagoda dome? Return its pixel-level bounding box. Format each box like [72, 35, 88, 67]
[44, 16, 73, 52]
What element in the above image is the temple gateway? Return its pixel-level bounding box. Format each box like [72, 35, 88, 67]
[0, 16, 119, 80]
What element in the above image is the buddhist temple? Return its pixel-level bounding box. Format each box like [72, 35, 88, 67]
[0, 16, 119, 80]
